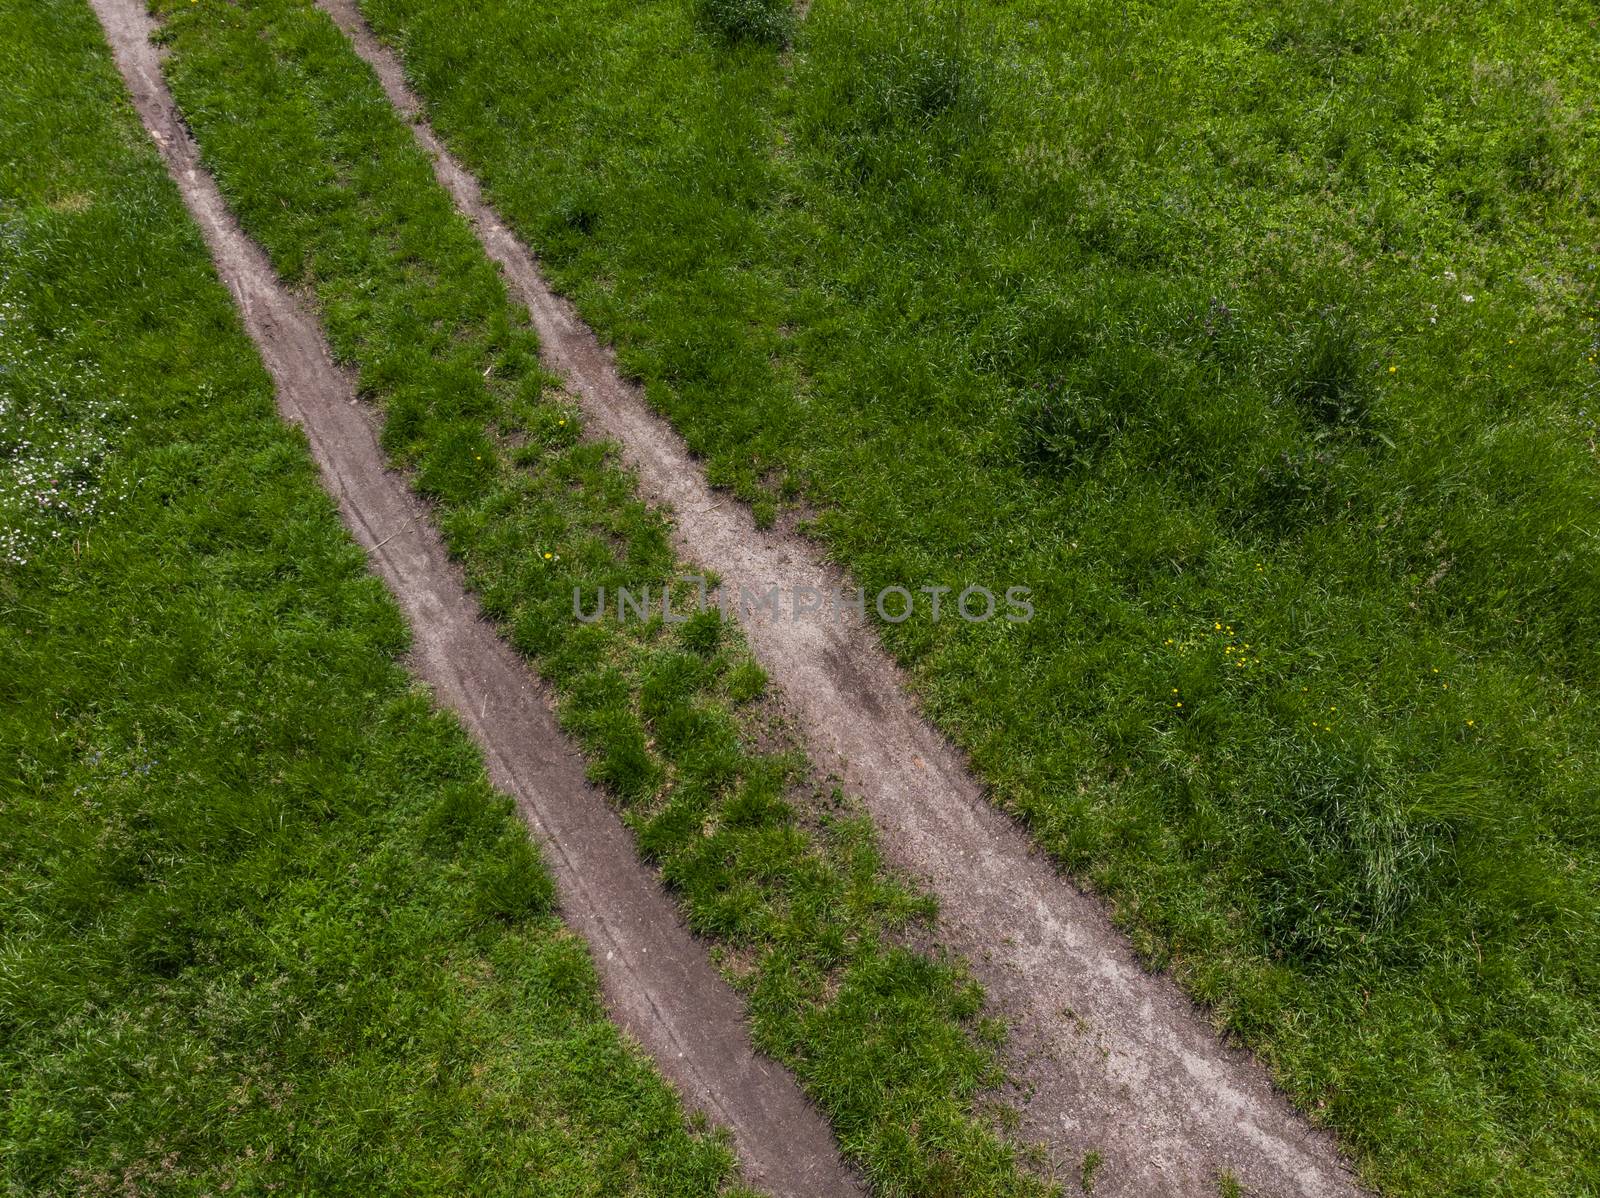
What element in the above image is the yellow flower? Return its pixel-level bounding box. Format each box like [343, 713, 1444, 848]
[1388, 365, 1397, 374]
[543, 552, 553, 560]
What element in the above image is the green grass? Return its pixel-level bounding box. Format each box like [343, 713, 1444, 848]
[145, 0, 1057, 1192]
[0, 4, 742, 1193]
[342, 0, 1600, 1192]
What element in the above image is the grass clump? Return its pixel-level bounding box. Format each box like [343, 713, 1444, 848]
[150, 0, 1052, 1191]
[1079, 1149, 1103, 1193]
[1277, 306, 1376, 433]
[1015, 384, 1121, 476]
[0, 3, 738, 1193]
[796, 0, 987, 186]
[696, 0, 792, 48]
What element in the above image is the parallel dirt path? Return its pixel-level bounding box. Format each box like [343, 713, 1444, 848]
[87, 2, 860, 1194]
[316, 3, 1372, 1194]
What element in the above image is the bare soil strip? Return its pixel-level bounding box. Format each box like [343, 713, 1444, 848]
[86, 2, 860, 1193]
[313, 3, 1373, 1194]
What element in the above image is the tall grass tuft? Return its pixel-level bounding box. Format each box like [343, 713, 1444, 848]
[1278, 306, 1375, 433]
[696, 0, 793, 48]
[796, 0, 987, 186]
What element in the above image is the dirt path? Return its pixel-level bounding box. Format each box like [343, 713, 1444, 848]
[314, 3, 1372, 1194]
[86, 3, 860, 1194]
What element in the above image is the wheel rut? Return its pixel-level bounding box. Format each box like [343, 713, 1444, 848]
[86, 1, 860, 1194]
[312, 2, 1372, 1194]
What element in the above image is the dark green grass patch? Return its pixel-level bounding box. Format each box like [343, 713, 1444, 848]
[346, 0, 1600, 1192]
[148, 0, 1053, 1192]
[696, 0, 793, 49]
[0, 4, 738, 1194]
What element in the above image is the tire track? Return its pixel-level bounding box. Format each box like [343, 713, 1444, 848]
[86, 2, 860, 1193]
[313, 2, 1371, 1193]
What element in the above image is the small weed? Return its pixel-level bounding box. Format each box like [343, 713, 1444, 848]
[1080, 1148, 1104, 1193]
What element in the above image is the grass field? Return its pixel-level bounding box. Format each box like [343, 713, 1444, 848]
[7, 0, 1597, 1192]
[341, 0, 1600, 1193]
[0, 4, 742, 1193]
[140, 0, 1063, 1191]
